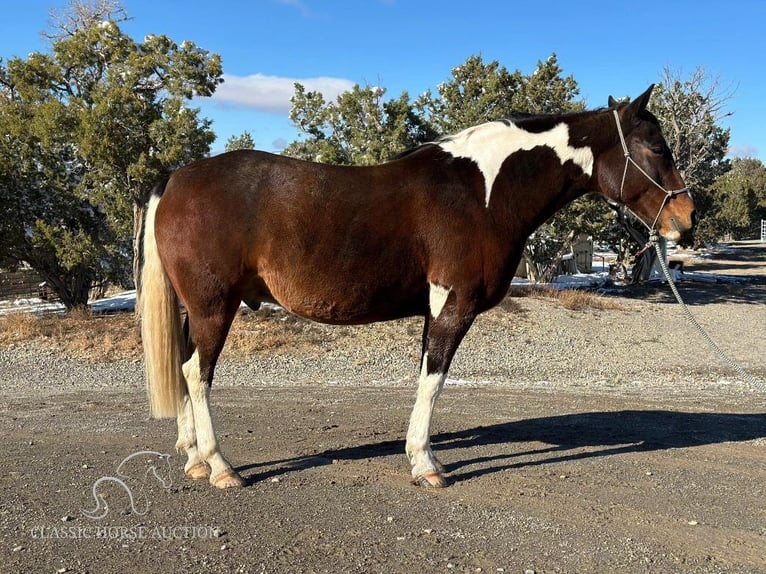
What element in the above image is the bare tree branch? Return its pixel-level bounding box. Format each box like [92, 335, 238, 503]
[43, 0, 130, 41]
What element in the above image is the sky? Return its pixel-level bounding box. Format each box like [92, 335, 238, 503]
[1, 0, 765, 160]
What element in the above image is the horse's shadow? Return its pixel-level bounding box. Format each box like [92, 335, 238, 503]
[236, 410, 765, 485]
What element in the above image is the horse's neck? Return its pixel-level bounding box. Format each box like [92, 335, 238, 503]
[490, 164, 589, 243]
[490, 111, 614, 239]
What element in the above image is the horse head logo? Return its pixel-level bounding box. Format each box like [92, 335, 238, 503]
[82, 450, 173, 520]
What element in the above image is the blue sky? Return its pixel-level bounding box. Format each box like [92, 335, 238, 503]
[2, 0, 765, 160]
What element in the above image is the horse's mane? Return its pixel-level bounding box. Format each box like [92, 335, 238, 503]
[389, 105, 617, 162]
[502, 106, 612, 126]
[388, 142, 440, 161]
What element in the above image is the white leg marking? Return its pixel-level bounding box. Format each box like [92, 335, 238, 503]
[175, 393, 207, 476]
[439, 120, 594, 206]
[182, 350, 237, 484]
[429, 283, 451, 319]
[406, 353, 446, 480]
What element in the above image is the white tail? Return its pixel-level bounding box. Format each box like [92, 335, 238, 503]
[140, 194, 186, 418]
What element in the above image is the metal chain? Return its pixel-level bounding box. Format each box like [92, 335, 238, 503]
[650, 237, 766, 394]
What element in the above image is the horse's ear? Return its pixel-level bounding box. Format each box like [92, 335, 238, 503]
[608, 95, 619, 108]
[619, 84, 655, 126]
[626, 84, 655, 115]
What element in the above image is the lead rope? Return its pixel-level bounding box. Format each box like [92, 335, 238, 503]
[649, 234, 766, 394]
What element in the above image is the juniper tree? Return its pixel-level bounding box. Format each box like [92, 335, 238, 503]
[0, 1, 222, 308]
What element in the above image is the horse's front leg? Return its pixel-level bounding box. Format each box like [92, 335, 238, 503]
[406, 359, 448, 487]
[406, 295, 475, 487]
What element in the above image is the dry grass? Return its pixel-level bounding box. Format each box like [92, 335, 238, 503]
[223, 307, 333, 358]
[509, 286, 625, 311]
[0, 288, 623, 362]
[0, 308, 142, 361]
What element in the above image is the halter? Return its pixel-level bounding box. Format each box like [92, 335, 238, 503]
[613, 110, 689, 235]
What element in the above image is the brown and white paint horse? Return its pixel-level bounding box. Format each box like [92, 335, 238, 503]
[140, 85, 694, 489]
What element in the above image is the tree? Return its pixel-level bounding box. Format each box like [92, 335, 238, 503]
[0, 1, 222, 308]
[414, 54, 522, 134]
[225, 131, 256, 152]
[285, 83, 435, 165]
[710, 158, 766, 239]
[416, 53, 583, 134]
[286, 53, 584, 165]
[652, 66, 732, 192]
[0, 93, 116, 306]
[44, 0, 128, 40]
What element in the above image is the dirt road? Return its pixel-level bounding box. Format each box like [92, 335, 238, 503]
[2, 243, 765, 573]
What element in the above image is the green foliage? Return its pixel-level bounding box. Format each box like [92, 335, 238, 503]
[416, 53, 583, 133]
[225, 131, 256, 152]
[285, 84, 435, 165]
[708, 158, 766, 240]
[415, 54, 522, 133]
[284, 53, 584, 164]
[0, 4, 221, 308]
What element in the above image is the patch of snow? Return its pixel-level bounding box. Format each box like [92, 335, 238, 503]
[90, 290, 137, 313]
[550, 272, 611, 289]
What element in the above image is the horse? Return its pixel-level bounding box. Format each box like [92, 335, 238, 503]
[139, 85, 695, 489]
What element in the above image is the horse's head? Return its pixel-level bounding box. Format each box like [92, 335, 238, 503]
[597, 85, 696, 242]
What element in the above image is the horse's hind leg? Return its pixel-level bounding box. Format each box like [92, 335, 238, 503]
[174, 317, 210, 480]
[175, 393, 209, 480]
[184, 304, 244, 489]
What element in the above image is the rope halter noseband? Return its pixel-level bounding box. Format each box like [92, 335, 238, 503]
[613, 110, 690, 236]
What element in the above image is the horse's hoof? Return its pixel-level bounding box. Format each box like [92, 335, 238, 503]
[211, 470, 246, 489]
[185, 462, 210, 480]
[412, 471, 447, 488]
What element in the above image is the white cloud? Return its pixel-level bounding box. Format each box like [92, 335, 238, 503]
[211, 73, 356, 114]
[727, 144, 759, 159]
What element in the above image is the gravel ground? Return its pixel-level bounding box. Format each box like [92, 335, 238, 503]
[1, 242, 765, 573]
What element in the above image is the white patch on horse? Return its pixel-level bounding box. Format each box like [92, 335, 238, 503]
[429, 283, 451, 319]
[438, 121, 594, 206]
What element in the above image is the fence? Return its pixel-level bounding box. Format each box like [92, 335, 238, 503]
[0, 269, 55, 301]
[761, 219, 766, 243]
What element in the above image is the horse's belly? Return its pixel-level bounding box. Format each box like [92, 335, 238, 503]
[261, 270, 425, 325]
